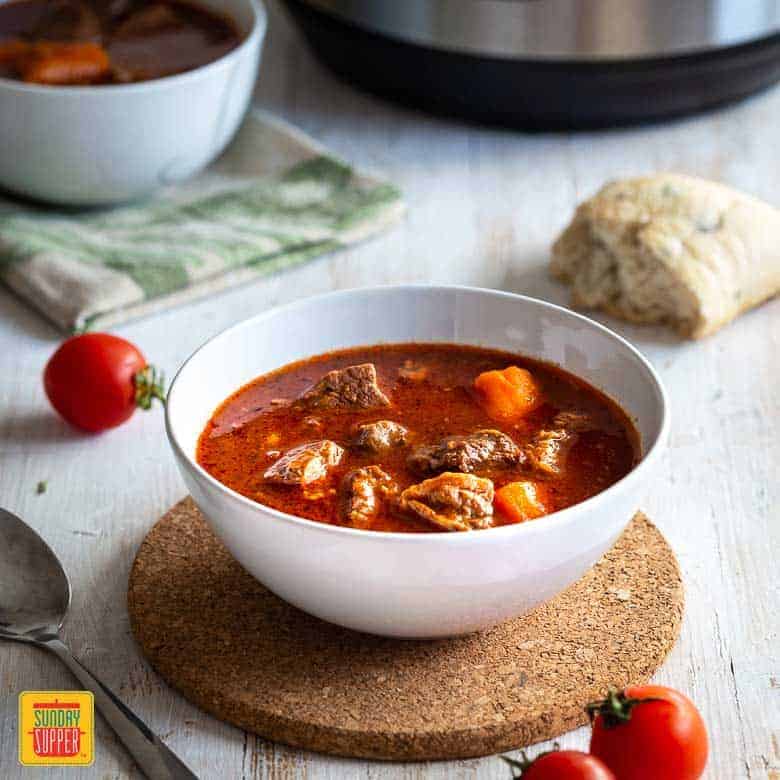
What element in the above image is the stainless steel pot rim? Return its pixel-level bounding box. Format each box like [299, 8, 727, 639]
[300, 0, 780, 61]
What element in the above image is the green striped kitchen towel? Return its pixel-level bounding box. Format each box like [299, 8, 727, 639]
[0, 110, 404, 332]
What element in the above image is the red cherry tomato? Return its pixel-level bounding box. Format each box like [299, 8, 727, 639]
[44, 333, 164, 432]
[505, 749, 616, 779]
[588, 686, 708, 780]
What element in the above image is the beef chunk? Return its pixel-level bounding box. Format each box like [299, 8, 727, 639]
[526, 411, 595, 475]
[398, 360, 428, 382]
[399, 472, 495, 532]
[298, 364, 390, 411]
[263, 440, 344, 485]
[32, 1, 102, 42]
[340, 466, 398, 529]
[408, 429, 522, 475]
[353, 420, 409, 452]
[526, 429, 568, 475]
[551, 411, 596, 433]
[112, 4, 181, 38]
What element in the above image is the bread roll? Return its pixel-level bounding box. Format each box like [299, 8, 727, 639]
[551, 174, 780, 338]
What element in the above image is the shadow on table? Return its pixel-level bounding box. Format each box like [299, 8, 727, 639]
[1, 409, 91, 445]
[503, 258, 568, 306]
[502, 258, 684, 349]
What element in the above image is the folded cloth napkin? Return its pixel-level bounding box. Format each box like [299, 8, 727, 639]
[0, 110, 404, 332]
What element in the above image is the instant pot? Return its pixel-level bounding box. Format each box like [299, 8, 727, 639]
[283, 0, 780, 128]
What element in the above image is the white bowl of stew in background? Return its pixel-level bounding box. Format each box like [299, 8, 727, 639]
[0, 0, 265, 205]
[166, 286, 668, 638]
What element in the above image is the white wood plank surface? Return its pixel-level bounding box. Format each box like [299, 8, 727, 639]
[1, 2, 778, 778]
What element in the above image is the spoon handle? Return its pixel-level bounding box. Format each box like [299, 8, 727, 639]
[40, 637, 199, 780]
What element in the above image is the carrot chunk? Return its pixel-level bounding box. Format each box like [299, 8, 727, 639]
[0, 40, 31, 66]
[494, 481, 548, 524]
[474, 366, 542, 420]
[19, 42, 111, 85]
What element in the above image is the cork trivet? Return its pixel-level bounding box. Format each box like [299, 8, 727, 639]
[128, 498, 683, 761]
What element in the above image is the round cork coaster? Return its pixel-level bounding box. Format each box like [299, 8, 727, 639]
[128, 498, 683, 761]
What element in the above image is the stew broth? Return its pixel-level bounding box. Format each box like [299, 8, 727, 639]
[197, 344, 640, 533]
[0, 0, 241, 85]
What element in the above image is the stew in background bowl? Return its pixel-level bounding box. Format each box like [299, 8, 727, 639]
[0, 0, 243, 85]
[0, 0, 264, 205]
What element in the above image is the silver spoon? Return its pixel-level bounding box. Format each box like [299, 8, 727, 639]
[0, 507, 198, 780]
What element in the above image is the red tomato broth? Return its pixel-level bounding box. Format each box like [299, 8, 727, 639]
[196, 344, 640, 532]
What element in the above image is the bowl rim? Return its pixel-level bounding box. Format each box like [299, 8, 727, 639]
[0, 0, 266, 95]
[166, 284, 670, 543]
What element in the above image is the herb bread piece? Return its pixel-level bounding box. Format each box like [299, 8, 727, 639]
[551, 174, 780, 338]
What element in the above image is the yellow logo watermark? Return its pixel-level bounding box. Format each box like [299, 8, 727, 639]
[18, 691, 94, 766]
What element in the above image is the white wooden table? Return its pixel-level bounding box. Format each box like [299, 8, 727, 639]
[1, 3, 778, 778]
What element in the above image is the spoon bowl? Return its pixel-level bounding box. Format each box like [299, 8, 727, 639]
[0, 508, 69, 641]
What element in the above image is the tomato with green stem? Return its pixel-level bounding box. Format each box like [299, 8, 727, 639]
[587, 686, 708, 780]
[503, 747, 616, 779]
[44, 333, 165, 432]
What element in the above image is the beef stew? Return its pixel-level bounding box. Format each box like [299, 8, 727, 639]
[0, 0, 241, 85]
[197, 344, 640, 533]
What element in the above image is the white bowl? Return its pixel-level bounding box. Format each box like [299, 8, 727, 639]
[0, 0, 265, 205]
[166, 286, 669, 638]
